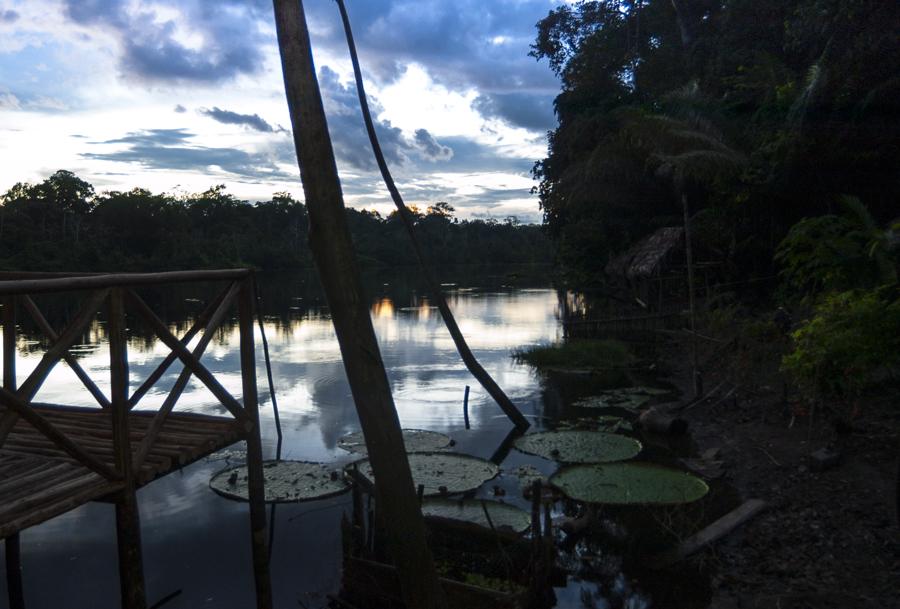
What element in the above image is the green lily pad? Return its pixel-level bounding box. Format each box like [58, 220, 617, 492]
[421, 498, 531, 533]
[514, 430, 641, 463]
[573, 394, 650, 411]
[210, 460, 350, 503]
[556, 416, 634, 433]
[594, 415, 634, 433]
[337, 429, 452, 455]
[207, 448, 247, 463]
[573, 386, 670, 412]
[351, 452, 499, 496]
[550, 462, 709, 505]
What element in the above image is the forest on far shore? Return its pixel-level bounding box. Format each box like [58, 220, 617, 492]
[0, 170, 552, 272]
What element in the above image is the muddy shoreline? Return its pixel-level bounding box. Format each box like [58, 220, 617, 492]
[658, 329, 900, 609]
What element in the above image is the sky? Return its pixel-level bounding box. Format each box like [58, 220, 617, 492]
[0, 0, 567, 222]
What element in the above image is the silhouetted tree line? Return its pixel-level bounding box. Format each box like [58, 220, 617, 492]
[0, 171, 552, 271]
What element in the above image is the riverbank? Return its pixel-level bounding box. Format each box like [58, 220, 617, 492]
[659, 320, 900, 609]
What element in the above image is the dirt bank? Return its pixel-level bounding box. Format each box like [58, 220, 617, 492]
[660, 329, 900, 609]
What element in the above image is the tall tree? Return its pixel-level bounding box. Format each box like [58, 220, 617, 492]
[531, 0, 900, 281]
[270, 1, 448, 607]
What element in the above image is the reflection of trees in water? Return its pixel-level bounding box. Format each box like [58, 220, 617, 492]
[9, 267, 555, 355]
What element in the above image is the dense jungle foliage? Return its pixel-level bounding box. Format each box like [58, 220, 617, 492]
[0, 171, 551, 272]
[529, 1, 899, 404]
[777, 199, 899, 403]
[531, 0, 898, 282]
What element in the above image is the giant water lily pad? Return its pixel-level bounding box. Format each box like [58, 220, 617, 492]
[556, 416, 633, 433]
[514, 430, 641, 463]
[550, 462, 709, 505]
[207, 448, 247, 463]
[210, 460, 350, 503]
[573, 386, 670, 412]
[593, 415, 634, 433]
[421, 498, 531, 533]
[338, 429, 452, 455]
[573, 394, 650, 411]
[351, 452, 499, 496]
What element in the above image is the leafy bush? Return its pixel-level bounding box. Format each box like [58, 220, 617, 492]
[781, 286, 900, 402]
[775, 197, 898, 299]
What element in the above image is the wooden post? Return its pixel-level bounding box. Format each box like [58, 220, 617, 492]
[108, 289, 147, 609]
[527, 479, 547, 609]
[334, 0, 529, 431]
[271, 2, 447, 607]
[463, 385, 470, 429]
[238, 278, 273, 609]
[351, 467, 366, 556]
[682, 194, 702, 398]
[3, 296, 25, 609]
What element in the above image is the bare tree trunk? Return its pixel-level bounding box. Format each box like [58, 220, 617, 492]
[270, 2, 447, 608]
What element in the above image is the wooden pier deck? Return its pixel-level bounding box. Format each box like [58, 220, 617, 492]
[0, 404, 243, 538]
[0, 270, 272, 609]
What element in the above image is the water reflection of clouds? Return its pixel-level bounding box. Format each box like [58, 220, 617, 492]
[12, 288, 558, 423]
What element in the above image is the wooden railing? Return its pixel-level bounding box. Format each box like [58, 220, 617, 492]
[0, 269, 272, 609]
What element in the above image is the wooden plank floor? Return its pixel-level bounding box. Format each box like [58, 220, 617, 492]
[0, 404, 245, 538]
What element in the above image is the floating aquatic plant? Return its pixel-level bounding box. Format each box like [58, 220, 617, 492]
[351, 452, 499, 496]
[210, 460, 350, 503]
[207, 448, 247, 463]
[337, 429, 452, 455]
[556, 415, 634, 434]
[514, 430, 641, 463]
[572, 386, 669, 412]
[421, 498, 531, 533]
[550, 462, 709, 505]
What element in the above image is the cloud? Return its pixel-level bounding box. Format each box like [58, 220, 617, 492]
[317, 65, 410, 172]
[82, 128, 294, 180]
[61, 0, 268, 83]
[1, 10, 19, 23]
[0, 92, 21, 110]
[199, 107, 275, 132]
[305, 0, 559, 94]
[103, 128, 194, 146]
[473, 92, 555, 131]
[413, 129, 453, 161]
[418, 136, 531, 175]
[173, 104, 186, 113]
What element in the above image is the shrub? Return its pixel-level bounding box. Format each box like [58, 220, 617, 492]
[775, 196, 897, 300]
[781, 286, 900, 403]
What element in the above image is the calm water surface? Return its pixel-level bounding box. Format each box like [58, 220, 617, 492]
[1, 269, 569, 609]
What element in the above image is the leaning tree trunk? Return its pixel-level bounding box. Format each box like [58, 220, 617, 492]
[335, 0, 528, 431]
[271, 2, 447, 608]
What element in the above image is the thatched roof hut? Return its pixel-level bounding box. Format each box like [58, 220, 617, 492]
[605, 226, 684, 279]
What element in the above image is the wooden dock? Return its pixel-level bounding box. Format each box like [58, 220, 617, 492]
[0, 404, 243, 537]
[0, 270, 272, 609]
